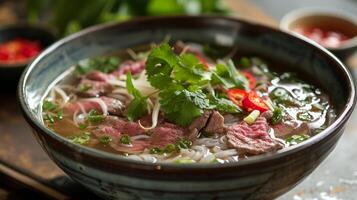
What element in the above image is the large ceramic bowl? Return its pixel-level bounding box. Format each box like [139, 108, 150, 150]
[18, 16, 356, 200]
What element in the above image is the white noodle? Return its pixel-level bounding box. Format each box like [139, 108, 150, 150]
[54, 86, 69, 103]
[119, 143, 133, 148]
[126, 48, 138, 60]
[83, 98, 108, 115]
[77, 102, 87, 115]
[214, 149, 238, 159]
[72, 110, 79, 127]
[138, 98, 160, 130]
[131, 135, 151, 140]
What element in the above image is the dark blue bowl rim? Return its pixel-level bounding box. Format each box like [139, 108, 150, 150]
[18, 15, 356, 170]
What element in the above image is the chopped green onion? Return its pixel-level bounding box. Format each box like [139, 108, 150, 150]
[163, 144, 176, 153]
[297, 112, 313, 121]
[99, 135, 112, 145]
[43, 100, 57, 111]
[286, 134, 310, 145]
[271, 107, 283, 125]
[175, 139, 192, 150]
[120, 134, 131, 145]
[56, 110, 63, 120]
[79, 124, 88, 130]
[78, 84, 92, 92]
[43, 113, 55, 124]
[239, 57, 250, 68]
[87, 109, 105, 123]
[149, 147, 162, 154]
[68, 132, 91, 145]
[244, 110, 260, 124]
[174, 158, 196, 164]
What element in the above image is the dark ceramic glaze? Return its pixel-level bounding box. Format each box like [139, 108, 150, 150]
[18, 16, 356, 200]
[0, 24, 56, 91]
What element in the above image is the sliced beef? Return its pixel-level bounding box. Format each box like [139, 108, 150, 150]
[204, 111, 226, 134]
[101, 116, 146, 136]
[150, 123, 186, 147]
[227, 117, 283, 155]
[77, 79, 113, 97]
[273, 120, 310, 138]
[64, 97, 124, 116]
[92, 124, 150, 154]
[188, 111, 211, 139]
[111, 60, 145, 76]
[86, 71, 115, 82]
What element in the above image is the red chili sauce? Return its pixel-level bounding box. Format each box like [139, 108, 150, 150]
[0, 38, 41, 64]
[293, 26, 352, 48]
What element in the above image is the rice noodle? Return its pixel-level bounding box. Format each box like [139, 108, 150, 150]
[214, 149, 238, 159]
[54, 86, 70, 103]
[138, 98, 160, 130]
[131, 135, 151, 141]
[83, 98, 108, 115]
[126, 48, 138, 60]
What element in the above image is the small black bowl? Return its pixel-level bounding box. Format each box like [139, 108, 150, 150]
[0, 24, 56, 91]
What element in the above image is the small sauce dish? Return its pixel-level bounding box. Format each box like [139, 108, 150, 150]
[280, 8, 357, 59]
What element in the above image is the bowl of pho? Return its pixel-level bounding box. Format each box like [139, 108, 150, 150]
[18, 16, 356, 200]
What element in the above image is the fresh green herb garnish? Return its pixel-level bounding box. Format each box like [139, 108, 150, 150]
[286, 134, 310, 145]
[163, 144, 176, 153]
[239, 57, 250, 68]
[211, 60, 249, 90]
[120, 134, 131, 145]
[297, 112, 313, 121]
[43, 100, 57, 111]
[209, 95, 241, 114]
[174, 158, 195, 164]
[99, 135, 112, 145]
[75, 57, 120, 74]
[43, 113, 55, 124]
[271, 107, 283, 125]
[149, 147, 162, 154]
[160, 86, 210, 126]
[56, 110, 63, 120]
[125, 72, 148, 121]
[68, 132, 91, 145]
[78, 84, 92, 92]
[79, 124, 88, 130]
[87, 109, 106, 123]
[175, 139, 192, 150]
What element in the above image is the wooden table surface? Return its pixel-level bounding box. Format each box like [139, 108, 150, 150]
[0, 0, 356, 200]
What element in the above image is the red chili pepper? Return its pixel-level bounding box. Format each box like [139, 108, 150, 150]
[227, 88, 247, 107]
[0, 38, 41, 64]
[242, 71, 256, 90]
[242, 91, 268, 112]
[195, 54, 209, 70]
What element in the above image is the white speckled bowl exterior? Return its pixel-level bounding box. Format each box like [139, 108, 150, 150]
[18, 16, 356, 200]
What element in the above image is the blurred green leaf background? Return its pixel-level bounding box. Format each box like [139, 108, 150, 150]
[26, 0, 228, 36]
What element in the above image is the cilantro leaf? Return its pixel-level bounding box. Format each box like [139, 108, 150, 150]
[173, 53, 210, 85]
[209, 95, 241, 113]
[126, 98, 148, 121]
[159, 86, 209, 126]
[211, 60, 249, 90]
[75, 57, 120, 74]
[126, 72, 147, 121]
[145, 43, 176, 89]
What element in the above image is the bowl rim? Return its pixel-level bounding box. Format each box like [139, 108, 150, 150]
[0, 23, 57, 69]
[279, 7, 357, 51]
[18, 15, 356, 170]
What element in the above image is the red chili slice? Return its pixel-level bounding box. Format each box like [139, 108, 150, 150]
[242, 91, 268, 112]
[242, 71, 256, 90]
[227, 88, 247, 107]
[195, 55, 209, 70]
